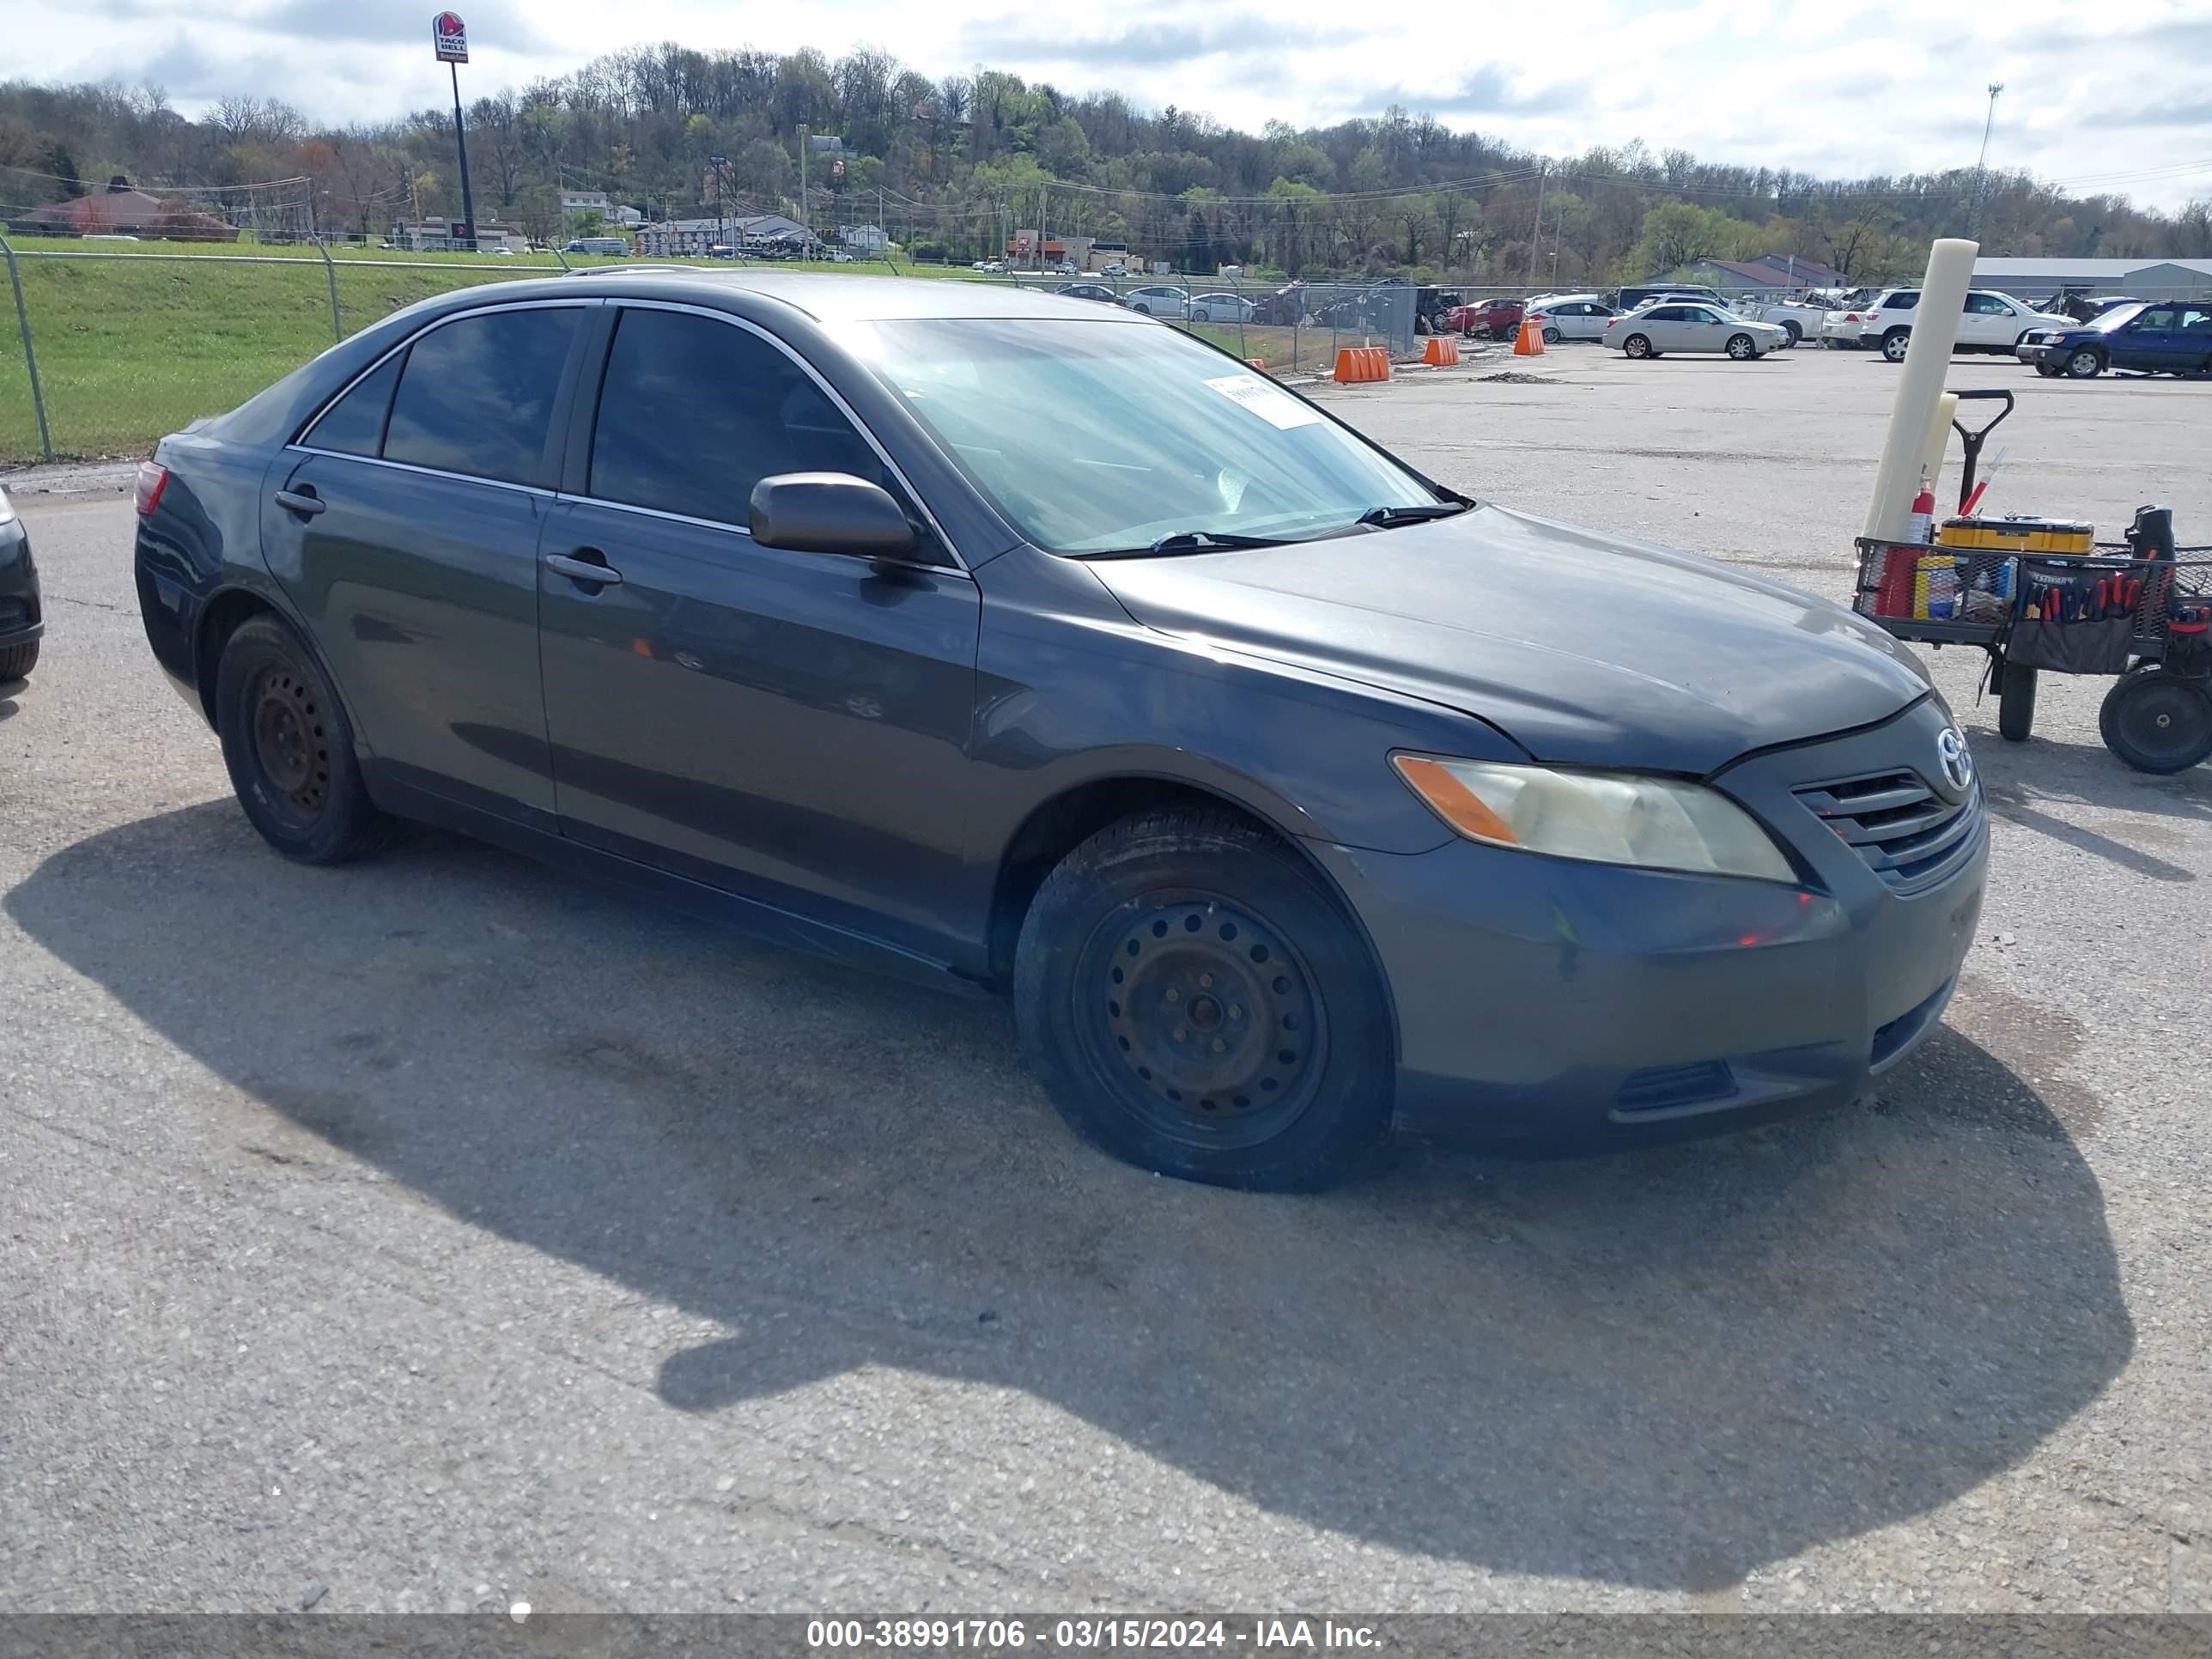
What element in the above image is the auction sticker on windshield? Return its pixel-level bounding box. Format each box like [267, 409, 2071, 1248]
[1204, 374, 1322, 430]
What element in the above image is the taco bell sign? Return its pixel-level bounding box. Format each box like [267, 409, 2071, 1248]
[432, 11, 468, 62]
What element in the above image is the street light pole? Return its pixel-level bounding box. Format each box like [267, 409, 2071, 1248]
[1971, 82, 2003, 240]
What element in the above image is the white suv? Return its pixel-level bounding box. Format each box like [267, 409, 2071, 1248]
[1851, 288, 2071, 362]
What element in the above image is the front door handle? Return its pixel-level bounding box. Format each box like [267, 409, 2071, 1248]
[274, 489, 327, 517]
[544, 550, 623, 587]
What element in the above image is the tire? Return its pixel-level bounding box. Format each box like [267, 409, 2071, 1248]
[1881, 327, 1911, 363]
[1997, 661, 2037, 741]
[1623, 332, 1652, 359]
[2098, 670, 2212, 773]
[1190, 307, 1209, 323]
[2035, 362, 2063, 378]
[1540, 325, 1561, 345]
[1782, 320, 1802, 346]
[2066, 347, 2104, 379]
[1725, 333, 1756, 360]
[1013, 807, 1392, 1192]
[0, 640, 37, 681]
[215, 613, 392, 864]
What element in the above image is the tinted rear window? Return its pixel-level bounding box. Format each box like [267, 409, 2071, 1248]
[304, 353, 402, 457]
[383, 307, 583, 486]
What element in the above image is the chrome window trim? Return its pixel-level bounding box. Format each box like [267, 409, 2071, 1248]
[574, 297, 968, 573]
[281, 445, 557, 499]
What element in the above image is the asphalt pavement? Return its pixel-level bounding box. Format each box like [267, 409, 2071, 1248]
[3, 347, 2209, 1614]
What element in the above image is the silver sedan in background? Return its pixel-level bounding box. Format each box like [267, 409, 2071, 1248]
[1605, 301, 1790, 361]
[1187, 292, 1257, 323]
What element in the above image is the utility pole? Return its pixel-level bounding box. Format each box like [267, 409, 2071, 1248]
[799, 125, 809, 237]
[1528, 161, 1546, 289]
[1036, 183, 1047, 272]
[710, 153, 726, 252]
[1971, 82, 2003, 240]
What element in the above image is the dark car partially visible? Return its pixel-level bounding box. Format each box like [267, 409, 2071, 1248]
[2016, 301, 2212, 378]
[0, 480, 41, 681]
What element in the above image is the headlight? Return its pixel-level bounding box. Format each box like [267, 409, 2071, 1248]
[1394, 755, 1796, 883]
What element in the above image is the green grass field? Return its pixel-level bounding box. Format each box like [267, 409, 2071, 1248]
[0, 237, 985, 464]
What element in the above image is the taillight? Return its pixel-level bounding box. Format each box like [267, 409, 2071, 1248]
[1844, 312, 1860, 322]
[135, 459, 169, 518]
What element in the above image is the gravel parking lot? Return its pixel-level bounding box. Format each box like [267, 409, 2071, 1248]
[3, 345, 2209, 1614]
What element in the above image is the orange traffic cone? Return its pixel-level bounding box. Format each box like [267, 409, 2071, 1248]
[1513, 317, 1545, 356]
[1422, 337, 1445, 366]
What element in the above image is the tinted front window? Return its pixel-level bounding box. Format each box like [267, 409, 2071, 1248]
[840, 317, 1436, 555]
[590, 307, 885, 526]
[305, 353, 402, 457]
[383, 307, 583, 485]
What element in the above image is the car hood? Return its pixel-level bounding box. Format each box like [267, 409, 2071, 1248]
[1085, 505, 1932, 774]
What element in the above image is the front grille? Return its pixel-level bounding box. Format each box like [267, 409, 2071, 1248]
[1793, 769, 1981, 891]
[1615, 1060, 1738, 1115]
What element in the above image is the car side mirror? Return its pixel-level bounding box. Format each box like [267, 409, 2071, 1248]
[749, 472, 918, 561]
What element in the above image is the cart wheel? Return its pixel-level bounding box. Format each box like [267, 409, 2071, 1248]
[2099, 670, 2212, 773]
[1997, 662, 2037, 742]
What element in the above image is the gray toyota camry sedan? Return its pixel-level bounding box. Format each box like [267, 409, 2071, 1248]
[132, 272, 1984, 1189]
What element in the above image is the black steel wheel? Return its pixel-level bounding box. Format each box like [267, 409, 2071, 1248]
[1014, 808, 1391, 1190]
[216, 613, 392, 863]
[2099, 670, 2212, 774]
[1997, 660, 2037, 741]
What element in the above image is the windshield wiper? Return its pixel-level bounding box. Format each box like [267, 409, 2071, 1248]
[1355, 502, 1471, 529]
[1081, 529, 1296, 558]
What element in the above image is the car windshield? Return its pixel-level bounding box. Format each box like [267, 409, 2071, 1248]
[2092, 302, 2148, 332]
[839, 318, 1443, 554]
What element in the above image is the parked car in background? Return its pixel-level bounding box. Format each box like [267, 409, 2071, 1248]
[131, 270, 1983, 1190]
[1522, 295, 1618, 343]
[1100, 261, 1128, 276]
[1844, 289, 2070, 362]
[1055, 282, 1123, 306]
[1250, 283, 1310, 325]
[1614, 283, 1729, 312]
[1449, 297, 1524, 338]
[1732, 291, 1842, 347]
[2016, 301, 2212, 378]
[1819, 289, 1885, 347]
[0, 480, 42, 682]
[1605, 301, 1788, 360]
[2051, 292, 2145, 324]
[1188, 292, 1257, 323]
[1124, 285, 1190, 318]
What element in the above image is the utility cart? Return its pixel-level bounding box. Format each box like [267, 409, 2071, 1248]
[1851, 390, 2212, 773]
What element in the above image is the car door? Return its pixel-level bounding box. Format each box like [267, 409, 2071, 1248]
[1637, 306, 1684, 349]
[2110, 306, 2180, 370]
[535, 301, 984, 955]
[1680, 306, 1729, 351]
[264, 300, 592, 825]
[1575, 301, 1615, 341]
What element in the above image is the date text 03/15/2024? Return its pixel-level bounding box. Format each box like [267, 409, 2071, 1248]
[805, 1619, 1384, 1649]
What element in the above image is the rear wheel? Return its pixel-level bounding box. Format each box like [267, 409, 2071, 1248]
[0, 640, 37, 681]
[1623, 332, 1653, 359]
[1881, 327, 1911, 363]
[215, 614, 392, 864]
[1540, 325, 1561, 345]
[1013, 808, 1392, 1191]
[2099, 670, 2212, 773]
[2066, 347, 2105, 379]
[1996, 660, 2038, 741]
[1782, 320, 1802, 346]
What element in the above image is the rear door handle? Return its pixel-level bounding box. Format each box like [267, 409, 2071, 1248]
[274, 489, 326, 517]
[544, 550, 623, 586]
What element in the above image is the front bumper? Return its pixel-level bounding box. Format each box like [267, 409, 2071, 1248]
[0, 519, 40, 647]
[2016, 341, 2069, 365]
[1315, 698, 1987, 1152]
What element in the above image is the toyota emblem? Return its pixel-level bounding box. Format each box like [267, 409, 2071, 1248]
[1936, 727, 1974, 795]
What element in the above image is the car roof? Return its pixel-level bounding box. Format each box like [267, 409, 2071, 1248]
[551, 268, 1152, 323]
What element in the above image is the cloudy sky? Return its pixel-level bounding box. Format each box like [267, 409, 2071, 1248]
[19, 0, 2212, 209]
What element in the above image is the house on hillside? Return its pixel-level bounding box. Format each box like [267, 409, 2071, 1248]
[637, 212, 808, 256]
[7, 176, 237, 241]
[1671, 254, 1849, 294]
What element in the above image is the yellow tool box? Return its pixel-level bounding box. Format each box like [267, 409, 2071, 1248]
[1936, 515, 2094, 553]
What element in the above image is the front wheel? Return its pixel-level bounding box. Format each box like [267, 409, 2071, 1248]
[0, 640, 37, 681]
[1622, 333, 1653, 359]
[1881, 328, 1911, 363]
[216, 613, 392, 864]
[2100, 670, 2212, 773]
[2066, 347, 2105, 379]
[1725, 332, 1757, 360]
[1013, 808, 1392, 1191]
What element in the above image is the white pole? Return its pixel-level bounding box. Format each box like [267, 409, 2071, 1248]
[1863, 239, 1978, 543]
[1919, 391, 1960, 509]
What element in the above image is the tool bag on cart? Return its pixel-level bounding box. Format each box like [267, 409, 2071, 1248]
[2002, 569, 2136, 676]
